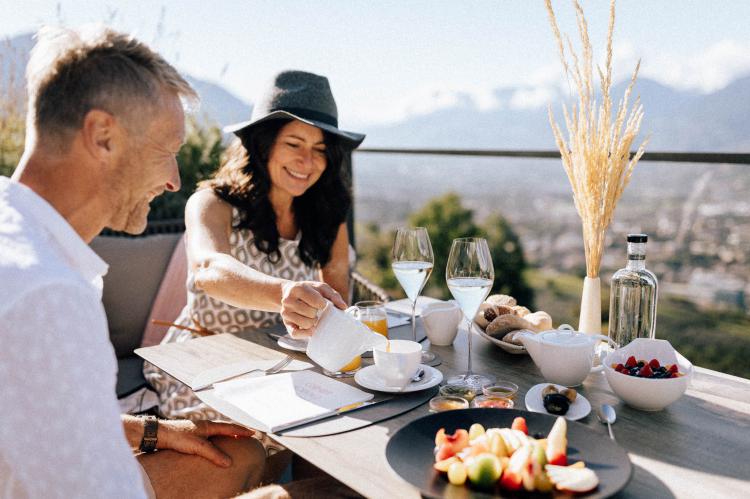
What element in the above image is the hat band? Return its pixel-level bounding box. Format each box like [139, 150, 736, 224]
[275, 107, 338, 128]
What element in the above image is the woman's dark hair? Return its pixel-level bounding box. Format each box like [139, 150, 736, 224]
[201, 119, 351, 268]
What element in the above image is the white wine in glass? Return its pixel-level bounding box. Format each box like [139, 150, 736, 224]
[392, 227, 439, 365]
[446, 237, 496, 389]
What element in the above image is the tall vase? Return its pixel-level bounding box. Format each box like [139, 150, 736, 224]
[578, 276, 601, 335]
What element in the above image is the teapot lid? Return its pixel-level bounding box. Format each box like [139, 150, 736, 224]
[538, 329, 593, 347]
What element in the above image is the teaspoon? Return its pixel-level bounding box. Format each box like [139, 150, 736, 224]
[597, 404, 617, 440]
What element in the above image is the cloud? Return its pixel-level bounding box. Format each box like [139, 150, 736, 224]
[354, 39, 750, 125]
[509, 87, 556, 110]
[642, 40, 750, 93]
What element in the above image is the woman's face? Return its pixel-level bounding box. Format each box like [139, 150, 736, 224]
[267, 120, 327, 199]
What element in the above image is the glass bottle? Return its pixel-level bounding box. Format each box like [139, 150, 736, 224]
[608, 234, 659, 348]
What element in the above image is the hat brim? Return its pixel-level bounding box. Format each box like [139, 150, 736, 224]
[223, 110, 365, 149]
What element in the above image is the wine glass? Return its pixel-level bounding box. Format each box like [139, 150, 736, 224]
[392, 227, 440, 365]
[446, 237, 496, 390]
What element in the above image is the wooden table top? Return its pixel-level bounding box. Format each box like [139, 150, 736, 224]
[140, 321, 750, 498]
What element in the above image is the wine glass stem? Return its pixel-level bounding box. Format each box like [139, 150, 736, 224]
[410, 299, 417, 342]
[466, 318, 473, 375]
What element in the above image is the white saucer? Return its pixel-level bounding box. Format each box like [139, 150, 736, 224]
[354, 364, 443, 393]
[276, 334, 308, 352]
[524, 383, 591, 421]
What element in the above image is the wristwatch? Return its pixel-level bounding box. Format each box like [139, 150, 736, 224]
[139, 415, 159, 453]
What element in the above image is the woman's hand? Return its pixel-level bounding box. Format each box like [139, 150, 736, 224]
[280, 281, 346, 338]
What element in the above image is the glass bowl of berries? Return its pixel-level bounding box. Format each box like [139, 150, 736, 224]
[603, 338, 693, 411]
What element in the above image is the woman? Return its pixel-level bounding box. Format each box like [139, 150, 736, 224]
[144, 70, 366, 421]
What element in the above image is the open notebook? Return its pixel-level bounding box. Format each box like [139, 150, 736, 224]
[212, 370, 374, 433]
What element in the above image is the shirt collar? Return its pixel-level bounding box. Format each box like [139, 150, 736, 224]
[0, 177, 109, 285]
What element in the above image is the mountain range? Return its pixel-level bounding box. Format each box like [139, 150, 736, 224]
[3, 32, 750, 151]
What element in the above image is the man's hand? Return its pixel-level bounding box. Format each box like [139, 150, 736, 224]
[157, 420, 255, 467]
[280, 281, 346, 338]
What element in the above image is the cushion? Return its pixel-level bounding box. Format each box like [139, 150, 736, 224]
[90, 234, 182, 358]
[141, 234, 188, 347]
[116, 355, 147, 398]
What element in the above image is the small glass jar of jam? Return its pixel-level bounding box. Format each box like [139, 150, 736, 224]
[482, 381, 519, 400]
[429, 396, 470, 412]
[439, 384, 477, 401]
[471, 396, 514, 409]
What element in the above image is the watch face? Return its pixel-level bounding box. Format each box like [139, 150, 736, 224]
[140, 417, 158, 452]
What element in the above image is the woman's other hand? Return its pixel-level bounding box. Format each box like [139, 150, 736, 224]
[280, 281, 346, 338]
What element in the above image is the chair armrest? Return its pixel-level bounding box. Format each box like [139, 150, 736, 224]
[350, 271, 390, 303]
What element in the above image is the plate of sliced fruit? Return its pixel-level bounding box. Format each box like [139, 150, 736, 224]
[385, 408, 632, 498]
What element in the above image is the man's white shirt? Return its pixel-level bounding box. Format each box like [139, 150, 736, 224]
[0, 176, 146, 498]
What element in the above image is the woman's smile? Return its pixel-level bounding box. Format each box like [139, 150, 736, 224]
[284, 166, 311, 181]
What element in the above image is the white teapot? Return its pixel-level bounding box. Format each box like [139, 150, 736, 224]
[518, 325, 617, 387]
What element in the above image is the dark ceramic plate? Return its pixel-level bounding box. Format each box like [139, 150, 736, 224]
[385, 408, 632, 498]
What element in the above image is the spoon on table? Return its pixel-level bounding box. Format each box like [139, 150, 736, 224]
[597, 404, 617, 441]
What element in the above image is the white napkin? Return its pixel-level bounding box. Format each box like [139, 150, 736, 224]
[386, 312, 410, 328]
[385, 296, 443, 317]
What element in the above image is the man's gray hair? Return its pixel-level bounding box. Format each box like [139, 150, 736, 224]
[26, 25, 198, 148]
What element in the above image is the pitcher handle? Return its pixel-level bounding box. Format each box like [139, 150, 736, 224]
[589, 334, 618, 373]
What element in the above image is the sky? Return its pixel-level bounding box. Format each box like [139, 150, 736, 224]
[3, 0, 750, 127]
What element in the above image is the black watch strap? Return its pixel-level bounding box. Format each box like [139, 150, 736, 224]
[139, 415, 158, 453]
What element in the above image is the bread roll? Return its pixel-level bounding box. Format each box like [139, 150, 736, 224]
[486, 294, 517, 307]
[512, 305, 531, 317]
[474, 302, 495, 329]
[524, 311, 552, 332]
[485, 314, 533, 338]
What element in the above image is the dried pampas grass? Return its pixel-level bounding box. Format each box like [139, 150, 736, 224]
[545, 0, 648, 278]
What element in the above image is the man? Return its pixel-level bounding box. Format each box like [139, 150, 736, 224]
[0, 26, 267, 498]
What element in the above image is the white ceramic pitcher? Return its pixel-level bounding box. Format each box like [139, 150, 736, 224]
[305, 302, 388, 372]
[518, 325, 617, 386]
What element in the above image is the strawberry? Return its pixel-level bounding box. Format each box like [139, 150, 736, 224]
[511, 417, 528, 435]
[649, 358, 660, 369]
[615, 363, 625, 371]
[639, 364, 653, 377]
[668, 364, 679, 374]
[625, 356, 637, 368]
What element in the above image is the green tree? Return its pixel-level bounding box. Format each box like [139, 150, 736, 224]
[0, 42, 25, 178]
[409, 192, 483, 298]
[407, 192, 533, 305]
[356, 193, 534, 305]
[484, 214, 534, 307]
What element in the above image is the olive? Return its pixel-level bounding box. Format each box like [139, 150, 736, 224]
[543, 393, 570, 415]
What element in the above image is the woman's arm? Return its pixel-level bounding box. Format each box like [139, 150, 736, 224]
[185, 189, 345, 334]
[320, 223, 351, 303]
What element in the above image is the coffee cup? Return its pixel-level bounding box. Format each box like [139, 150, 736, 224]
[373, 339, 422, 388]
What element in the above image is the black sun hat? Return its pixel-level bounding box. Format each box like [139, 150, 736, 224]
[223, 70, 366, 148]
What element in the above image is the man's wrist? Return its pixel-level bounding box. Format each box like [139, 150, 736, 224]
[139, 415, 159, 453]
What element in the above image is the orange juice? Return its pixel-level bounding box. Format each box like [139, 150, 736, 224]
[363, 318, 388, 338]
[340, 355, 362, 372]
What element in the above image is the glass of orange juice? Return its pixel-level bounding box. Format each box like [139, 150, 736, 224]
[324, 301, 388, 378]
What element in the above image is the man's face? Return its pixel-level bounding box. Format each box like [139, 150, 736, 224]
[108, 92, 185, 234]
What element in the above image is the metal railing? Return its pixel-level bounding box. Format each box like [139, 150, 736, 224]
[356, 148, 750, 165]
